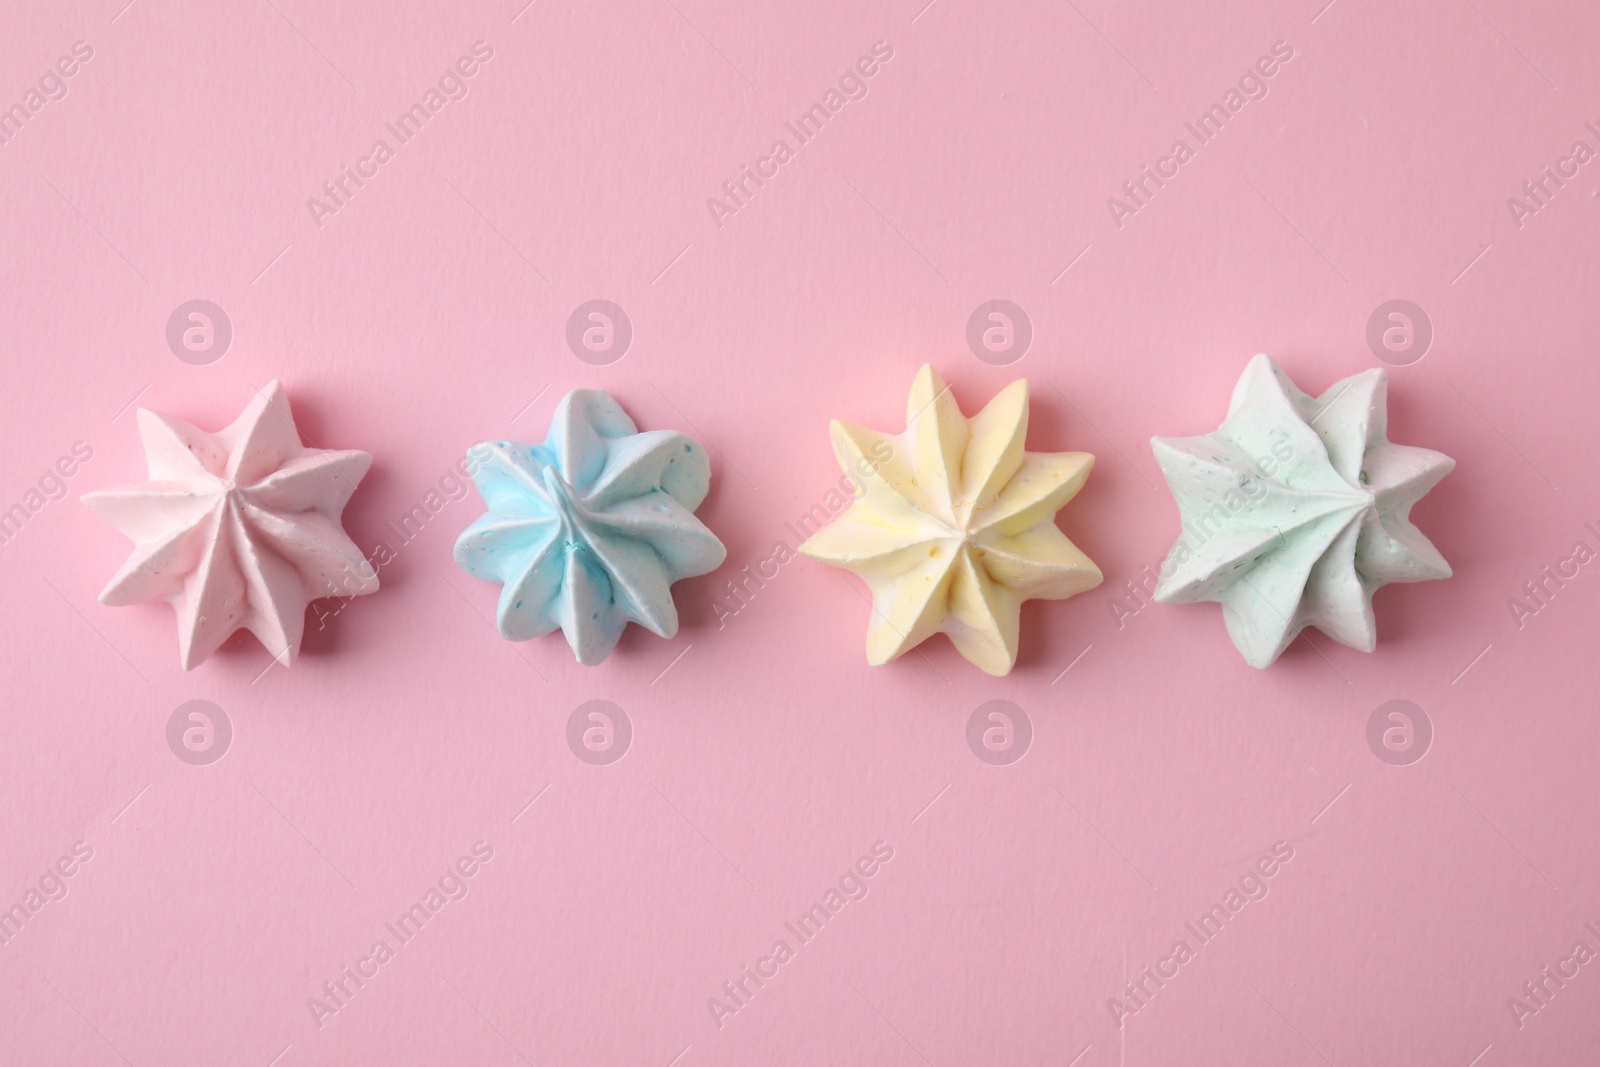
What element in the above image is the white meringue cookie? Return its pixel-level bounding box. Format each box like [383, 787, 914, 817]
[1152, 354, 1454, 668]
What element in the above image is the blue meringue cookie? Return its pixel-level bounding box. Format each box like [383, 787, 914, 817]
[454, 389, 727, 665]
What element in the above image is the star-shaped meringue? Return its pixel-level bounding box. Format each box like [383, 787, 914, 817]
[454, 389, 726, 665]
[798, 365, 1103, 676]
[82, 381, 378, 670]
[1151, 354, 1455, 668]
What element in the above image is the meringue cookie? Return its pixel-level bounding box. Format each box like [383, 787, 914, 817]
[454, 389, 726, 665]
[82, 381, 378, 670]
[799, 364, 1103, 676]
[1152, 354, 1454, 668]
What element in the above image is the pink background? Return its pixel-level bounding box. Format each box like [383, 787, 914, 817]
[3, 0, 1599, 1063]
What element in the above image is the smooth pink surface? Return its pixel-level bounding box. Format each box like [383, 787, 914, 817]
[2, 0, 1598, 1064]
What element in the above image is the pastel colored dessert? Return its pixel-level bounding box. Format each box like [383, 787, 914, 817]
[454, 389, 726, 665]
[799, 364, 1103, 676]
[1151, 354, 1454, 668]
[82, 381, 378, 670]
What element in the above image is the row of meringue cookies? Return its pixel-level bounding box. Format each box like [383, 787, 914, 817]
[83, 355, 1455, 675]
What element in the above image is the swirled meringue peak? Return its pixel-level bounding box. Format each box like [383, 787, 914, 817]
[1152, 354, 1455, 668]
[82, 380, 379, 670]
[798, 364, 1103, 677]
[454, 389, 726, 665]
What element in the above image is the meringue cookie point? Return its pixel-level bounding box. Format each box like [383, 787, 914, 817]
[799, 363, 1102, 676]
[1152, 353, 1455, 669]
[82, 379, 378, 671]
[453, 388, 726, 666]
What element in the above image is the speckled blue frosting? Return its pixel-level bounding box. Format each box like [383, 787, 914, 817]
[454, 389, 726, 665]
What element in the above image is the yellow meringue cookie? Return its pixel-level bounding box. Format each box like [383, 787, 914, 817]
[799, 365, 1103, 676]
